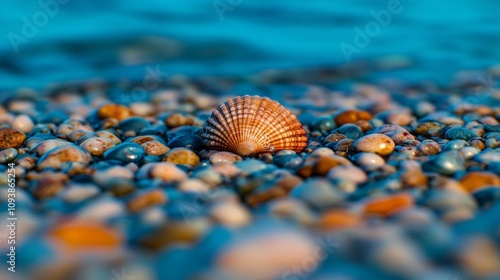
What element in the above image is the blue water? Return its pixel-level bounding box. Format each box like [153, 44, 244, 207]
[1, 0, 499, 90]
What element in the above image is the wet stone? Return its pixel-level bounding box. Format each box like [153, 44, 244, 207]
[0, 127, 26, 149]
[0, 148, 18, 163]
[80, 137, 116, 157]
[445, 127, 478, 140]
[163, 147, 200, 167]
[353, 134, 395, 156]
[103, 142, 145, 163]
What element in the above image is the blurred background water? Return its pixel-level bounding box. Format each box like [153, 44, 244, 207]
[1, 0, 499, 91]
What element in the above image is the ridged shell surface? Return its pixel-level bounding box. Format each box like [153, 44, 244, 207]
[202, 95, 308, 156]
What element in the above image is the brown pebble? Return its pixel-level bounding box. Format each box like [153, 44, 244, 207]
[364, 193, 414, 217]
[48, 220, 122, 250]
[459, 172, 500, 192]
[163, 147, 200, 167]
[334, 110, 372, 126]
[353, 134, 395, 156]
[97, 104, 132, 121]
[470, 139, 486, 150]
[165, 113, 195, 128]
[128, 189, 167, 213]
[0, 127, 26, 149]
[319, 210, 363, 231]
[32, 176, 66, 199]
[142, 140, 170, 156]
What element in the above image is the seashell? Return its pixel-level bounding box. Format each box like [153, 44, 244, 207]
[202, 95, 307, 156]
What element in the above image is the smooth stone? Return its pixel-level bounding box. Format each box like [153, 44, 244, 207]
[324, 133, 347, 143]
[457, 237, 500, 278]
[31, 139, 72, 156]
[37, 145, 92, 171]
[235, 159, 268, 174]
[80, 137, 116, 157]
[460, 146, 481, 159]
[165, 113, 195, 128]
[352, 152, 385, 171]
[209, 151, 243, 164]
[327, 164, 367, 184]
[211, 162, 241, 178]
[417, 140, 441, 155]
[353, 134, 395, 156]
[167, 134, 203, 151]
[210, 202, 252, 228]
[141, 140, 170, 156]
[97, 103, 132, 121]
[385, 129, 415, 145]
[95, 130, 122, 144]
[217, 229, 318, 280]
[0, 127, 26, 149]
[423, 189, 477, 214]
[334, 109, 372, 126]
[459, 172, 500, 193]
[273, 154, 303, 168]
[413, 121, 445, 136]
[445, 127, 477, 140]
[12, 114, 34, 133]
[127, 135, 165, 145]
[163, 147, 200, 167]
[443, 139, 469, 151]
[103, 142, 145, 163]
[422, 150, 465, 175]
[485, 138, 499, 149]
[363, 193, 414, 217]
[336, 124, 364, 140]
[128, 189, 167, 213]
[47, 221, 122, 250]
[192, 169, 222, 188]
[473, 187, 500, 208]
[368, 124, 406, 135]
[471, 149, 500, 164]
[290, 178, 344, 208]
[78, 197, 126, 222]
[419, 111, 464, 125]
[0, 148, 18, 163]
[118, 117, 151, 133]
[178, 178, 210, 192]
[311, 115, 336, 132]
[61, 183, 100, 203]
[137, 162, 188, 182]
[311, 147, 335, 157]
[399, 160, 427, 188]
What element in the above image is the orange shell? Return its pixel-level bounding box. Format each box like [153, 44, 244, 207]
[202, 95, 308, 156]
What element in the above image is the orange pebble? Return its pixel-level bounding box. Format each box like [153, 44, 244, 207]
[460, 172, 500, 193]
[97, 104, 132, 121]
[48, 221, 122, 250]
[320, 210, 363, 230]
[334, 110, 372, 126]
[364, 193, 414, 217]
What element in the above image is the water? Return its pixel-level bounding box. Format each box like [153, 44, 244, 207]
[1, 0, 499, 90]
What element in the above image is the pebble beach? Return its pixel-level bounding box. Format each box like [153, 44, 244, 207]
[1, 69, 500, 280]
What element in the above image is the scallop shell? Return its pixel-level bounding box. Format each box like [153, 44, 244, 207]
[202, 95, 308, 156]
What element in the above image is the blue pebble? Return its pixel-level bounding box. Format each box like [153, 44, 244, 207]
[336, 124, 364, 140]
[422, 150, 465, 175]
[103, 142, 145, 163]
[444, 127, 477, 140]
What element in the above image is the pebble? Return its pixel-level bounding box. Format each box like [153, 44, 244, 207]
[141, 140, 170, 156]
[48, 220, 122, 250]
[163, 147, 200, 167]
[178, 178, 210, 192]
[0, 127, 26, 149]
[138, 162, 188, 182]
[37, 145, 92, 171]
[128, 189, 167, 213]
[459, 172, 500, 193]
[165, 113, 195, 128]
[334, 109, 372, 126]
[311, 147, 335, 157]
[103, 142, 145, 163]
[210, 202, 252, 228]
[364, 193, 414, 217]
[352, 152, 385, 171]
[417, 139, 441, 155]
[80, 137, 116, 156]
[353, 134, 395, 156]
[336, 124, 364, 140]
[328, 165, 367, 186]
[0, 148, 18, 163]
[445, 127, 478, 140]
[319, 210, 363, 231]
[209, 151, 243, 164]
[12, 114, 35, 133]
[422, 150, 465, 175]
[97, 103, 132, 121]
[311, 115, 336, 132]
[290, 178, 344, 208]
